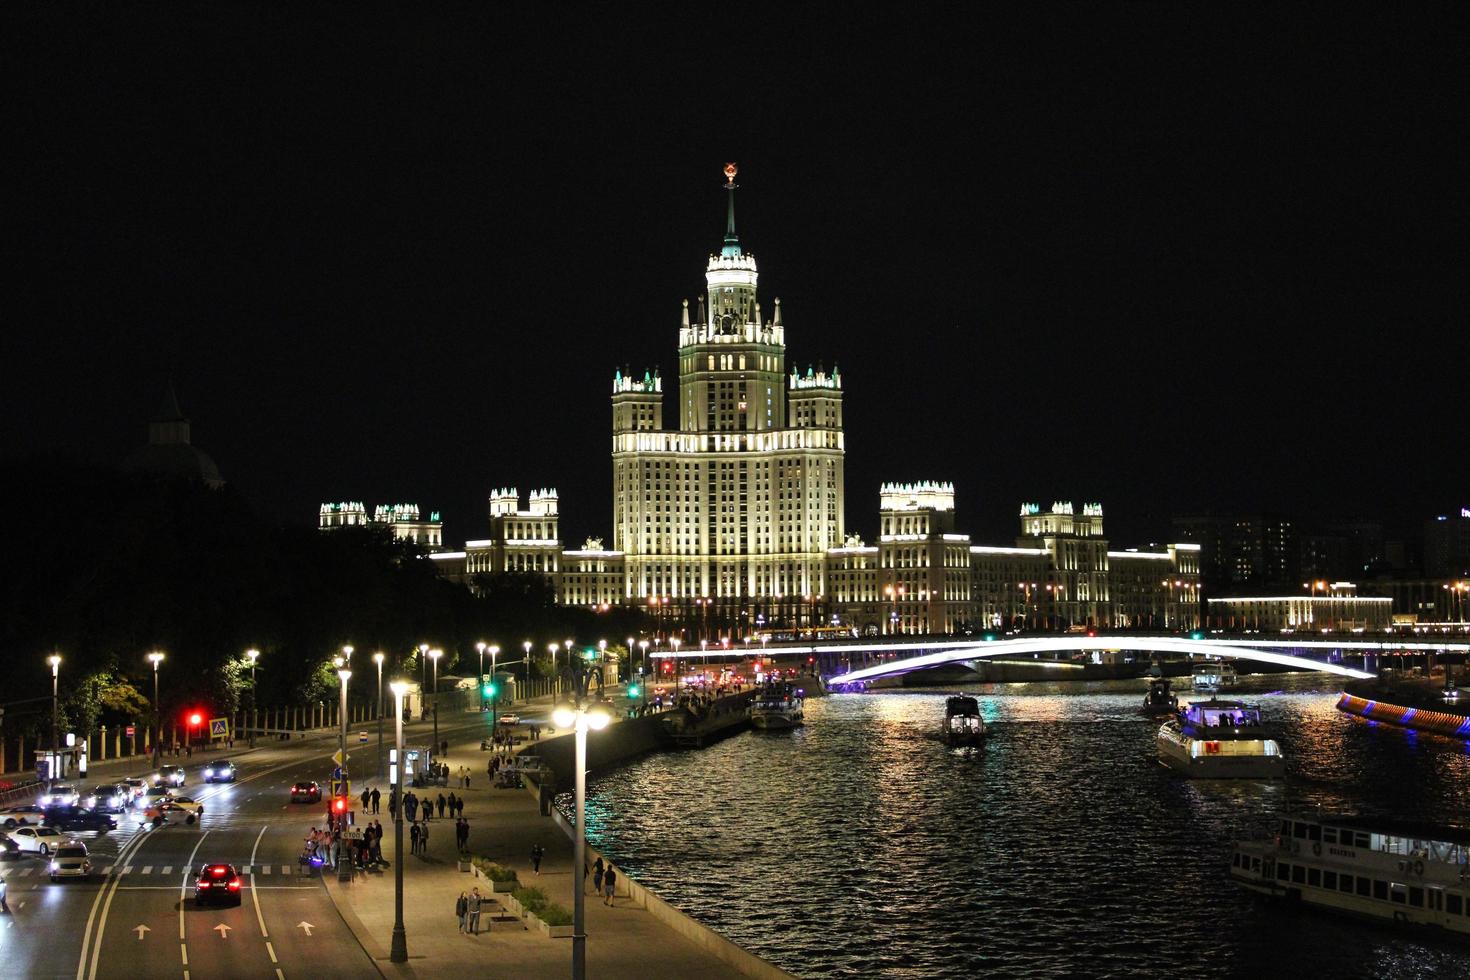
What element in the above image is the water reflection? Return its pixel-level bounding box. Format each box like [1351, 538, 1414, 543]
[579, 673, 1470, 979]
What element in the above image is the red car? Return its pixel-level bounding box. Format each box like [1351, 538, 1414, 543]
[194, 863, 242, 905]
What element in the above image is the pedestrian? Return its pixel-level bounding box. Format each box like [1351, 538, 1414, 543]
[593, 857, 604, 895]
[420, 820, 430, 852]
[441, 738, 448, 757]
[468, 887, 483, 934]
[456, 891, 468, 933]
[530, 843, 543, 875]
[410, 821, 421, 855]
[371, 787, 381, 814]
[604, 866, 617, 906]
[361, 787, 371, 813]
[0, 874, 9, 914]
[465, 769, 471, 790]
[438, 793, 446, 819]
[406, 794, 418, 822]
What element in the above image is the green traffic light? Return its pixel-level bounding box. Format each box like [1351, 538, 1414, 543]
[627, 684, 639, 698]
[483, 683, 497, 698]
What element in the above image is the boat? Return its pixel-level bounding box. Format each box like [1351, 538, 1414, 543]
[943, 695, 986, 747]
[1191, 661, 1238, 692]
[1230, 814, 1470, 936]
[1156, 698, 1284, 778]
[749, 689, 805, 730]
[1140, 677, 1178, 716]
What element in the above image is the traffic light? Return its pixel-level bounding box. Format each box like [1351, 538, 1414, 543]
[188, 712, 203, 727]
[1190, 631, 1204, 641]
[333, 796, 347, 814]
[626, 682, 640, 698]
[483, 681, 497, 699]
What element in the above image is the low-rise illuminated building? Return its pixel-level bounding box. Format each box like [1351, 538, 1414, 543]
[1206, 583, 1392, 632]
[320, 501, 444, 550]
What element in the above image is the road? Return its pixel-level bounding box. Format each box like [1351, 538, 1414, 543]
[0, 706, 527, 980]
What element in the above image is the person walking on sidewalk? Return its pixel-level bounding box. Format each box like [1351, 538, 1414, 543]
[437, 793, 446, 819]
[592, 857, 604, 895]
[530, 843, 543, 875]
[361, 787, 370, 813]
[603, 867, 617, 906]
[370, 787, 380, 814]
[456, 891, 468, 933]
[0, 874, 10, 914]
[467, 888, 483, 935]
[419, 819, 430, 853]
[410, 821, 421, 856]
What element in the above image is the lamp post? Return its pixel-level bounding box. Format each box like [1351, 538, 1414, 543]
[489, 644, 500, 732]
[373, 652, 385, 779]
[476, 642, 487, 711]
[47, 654, 61, 784]
[148, 651, 165, 765]
[334, 659, 352, 881]
[388, 680, 409, 963]
[638, 640, 648, 687]
[522, 640, 533, 692]
[417, 643, 429, 716]
[549, 643, 561, 699]
[245, 648, 259, 747]
[428, 648, 442, 756]
[552, 665, 611, 980]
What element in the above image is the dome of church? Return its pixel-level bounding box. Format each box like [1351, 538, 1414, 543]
[121, 386, 225, 488]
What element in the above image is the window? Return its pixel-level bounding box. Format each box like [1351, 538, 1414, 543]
[1355, 877, 1370, 897]
[1324, 871, 1338, 890]
[1409, 886, 1424, 907]
[1447, 893, 1463, 915]
[1308, 868, 1321, 887]
[1292, 865, 1306, 884]
[1373, 880, 1388, 901]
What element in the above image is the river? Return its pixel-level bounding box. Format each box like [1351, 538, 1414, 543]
[572, 672, 1470, 979]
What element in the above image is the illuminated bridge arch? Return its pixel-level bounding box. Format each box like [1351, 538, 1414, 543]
[819, 635, 1399, 686]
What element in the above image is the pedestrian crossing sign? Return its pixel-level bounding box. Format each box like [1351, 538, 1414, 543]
[209, 717, 229, 738]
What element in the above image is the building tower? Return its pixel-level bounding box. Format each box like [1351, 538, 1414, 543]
[612, 164, 846, 630]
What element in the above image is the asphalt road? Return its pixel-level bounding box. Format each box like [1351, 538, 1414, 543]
[1, 707, 529, 980]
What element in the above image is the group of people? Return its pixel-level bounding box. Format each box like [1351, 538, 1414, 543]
[359, 786, 382, 813]
[303, 822, 385, 871]
[586, 856, 618, 906]
[396, 788, 467, 822]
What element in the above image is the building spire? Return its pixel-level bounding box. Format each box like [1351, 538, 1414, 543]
[721, 162, 741, 257]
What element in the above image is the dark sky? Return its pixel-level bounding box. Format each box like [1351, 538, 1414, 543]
[5, 6, 1465, 549]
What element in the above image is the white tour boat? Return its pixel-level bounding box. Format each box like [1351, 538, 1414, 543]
[1231, 814, 1470, 936]
[1156, 698, 1284, 778]
[1191, 661, 1238, 692]
[749, 689, 805, 730]
[943, 695, 986, 747]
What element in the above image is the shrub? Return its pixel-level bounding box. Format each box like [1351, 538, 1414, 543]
[512, 886, 550, 916]
[540, 903, 573, 926]
[471, 856, 519, 883]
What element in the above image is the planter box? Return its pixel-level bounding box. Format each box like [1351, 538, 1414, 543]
[536, 916, 574, 939]
[457, 860, 471, 872]
[489, 878, 516, 893]
[503, 895, 523, 918]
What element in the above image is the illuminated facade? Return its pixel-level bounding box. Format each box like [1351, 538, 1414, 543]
[610, 164, 844, 626]
[320, 501, 443, 550]
[1207, 584, 1392, 632]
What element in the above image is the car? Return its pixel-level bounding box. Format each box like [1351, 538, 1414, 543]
[10, 825, 67, 855]
[119, 777, 148, 801]
[1, 804, 47, 829]
[202, 761, 236, 783]
[38, 783, 80, 807]
[137, 785, 173, 809]
[49, 841, 91, 882]
[90, 784, 130, 813]
[290, 781, 321, 803]
[497, 713, 521, 726]
[158, 797, 204, 823]
[193, 863, 242, 905]
[42, 806, 117, 833]
[154, 766, 187, 788]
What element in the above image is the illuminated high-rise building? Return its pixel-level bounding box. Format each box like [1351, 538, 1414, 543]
[611, 164, 844, 627]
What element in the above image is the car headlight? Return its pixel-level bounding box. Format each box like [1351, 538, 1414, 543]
[49, 861, 59, 871]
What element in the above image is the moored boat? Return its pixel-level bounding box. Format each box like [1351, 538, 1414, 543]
[1231, 814, 1470, 936]
[1157, 698, 1284, 778]
[1192, 661, 1238, 692]
[944, 695, 986, 747]
[749, 690, 805, 730]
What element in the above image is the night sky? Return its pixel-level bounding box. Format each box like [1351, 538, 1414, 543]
[6, 6, 1464, 549]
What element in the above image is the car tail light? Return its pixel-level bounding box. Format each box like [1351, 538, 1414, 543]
[228, 880, 241, 890]
[198, 881, 211, 888]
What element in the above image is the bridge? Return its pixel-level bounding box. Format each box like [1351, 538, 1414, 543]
[648, 632, 1470, 686]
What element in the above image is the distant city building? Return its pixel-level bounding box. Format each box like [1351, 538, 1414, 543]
[1207, 582, 1392, 632]
[319, 501, 443, 550]
[1173, 512, 1297, 592]
[122, 386, 224, 488]
[1424, 508, 1470, 577]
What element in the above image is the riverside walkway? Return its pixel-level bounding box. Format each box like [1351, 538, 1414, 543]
[323, 694, 786, 979]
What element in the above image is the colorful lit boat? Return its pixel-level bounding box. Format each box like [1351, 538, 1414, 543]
[1231, 814, 1470, 936]
[1156, 698, 1284, 778]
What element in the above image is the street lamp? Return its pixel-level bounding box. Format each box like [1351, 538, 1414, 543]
[373, 652, 385, 779]
[522, 640, 533, 690]
[417, 643, 429, 713]
[488, 644, 500, 731]
[245, 648, 260, 747]
[335, 661, 352, 881]
[639, 640, 649, 684]
[476, 642, 487, 710]
[388, 680, 410, 963]
[549, 643, 561, 698]
[148, 651, 165, 765]
[427, 648, 443, 755]
[47, 654, 61, 785]
[552, 669, 612, 980]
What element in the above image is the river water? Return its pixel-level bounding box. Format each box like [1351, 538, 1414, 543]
[573, 673, 1470, 979]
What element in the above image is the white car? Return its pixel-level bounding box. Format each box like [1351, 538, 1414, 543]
[38, 783, 80, 807]
[119, 778, 148, 801]
[11, 825, 68, 855]
[49, 841, 92, 881]
[158, 796, 204, 821]
[90, 784, 129, 812]
[498, 713, 521, 726]
[1, 804, 48, 829]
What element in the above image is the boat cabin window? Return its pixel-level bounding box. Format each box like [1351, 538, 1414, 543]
[1308, 825, 1322, 842]
[1389, 883, 1407, 905]
[1280, 819, 1292, 837]
[1355, 877, 1370, 897]
[1448, 893, 1463, 915]
[1277, 863, 1291, 882]
[1292, 865, 1306, 885]
[1409, 886, 1424, 907]
[1337, 873, 1352, 894]
[1373, 880, 1388, 901]
[1307, 868, 1321, 887]
[1322, 828, 1338, 845]
[1354, 832, 1370, 849]
[1252, 857, 1261, 872]
[1324, 871, 1338, 890]
[1293, 822, 1309, 840]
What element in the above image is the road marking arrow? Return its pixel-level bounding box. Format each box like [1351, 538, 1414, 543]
[134, 924, 151, 940]
[214, 923, 232, 938]
[297, 921, 314, 936]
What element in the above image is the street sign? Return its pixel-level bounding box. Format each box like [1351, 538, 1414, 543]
[358, 731, 368, 743]
[209, 717, 229, 738]
[125, 725, 136, 737]
[331, 749, 347, 766]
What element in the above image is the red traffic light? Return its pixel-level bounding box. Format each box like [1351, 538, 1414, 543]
[188, 712, 203, 726]
[333, 797, 347, 813]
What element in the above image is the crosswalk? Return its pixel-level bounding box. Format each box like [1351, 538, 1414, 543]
[5, 864, 306, 877]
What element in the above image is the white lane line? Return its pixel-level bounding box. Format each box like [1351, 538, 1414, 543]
[249, 825, 270, 938]
[177, 831, 212, 947]
[181, 943, 188, 965]
[76, 820, 151, 980]
[266, 940, 278, 962]
[162, 865, 172, 875]
[276, 970, 285, 980]
[141, 866, 152, 875]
